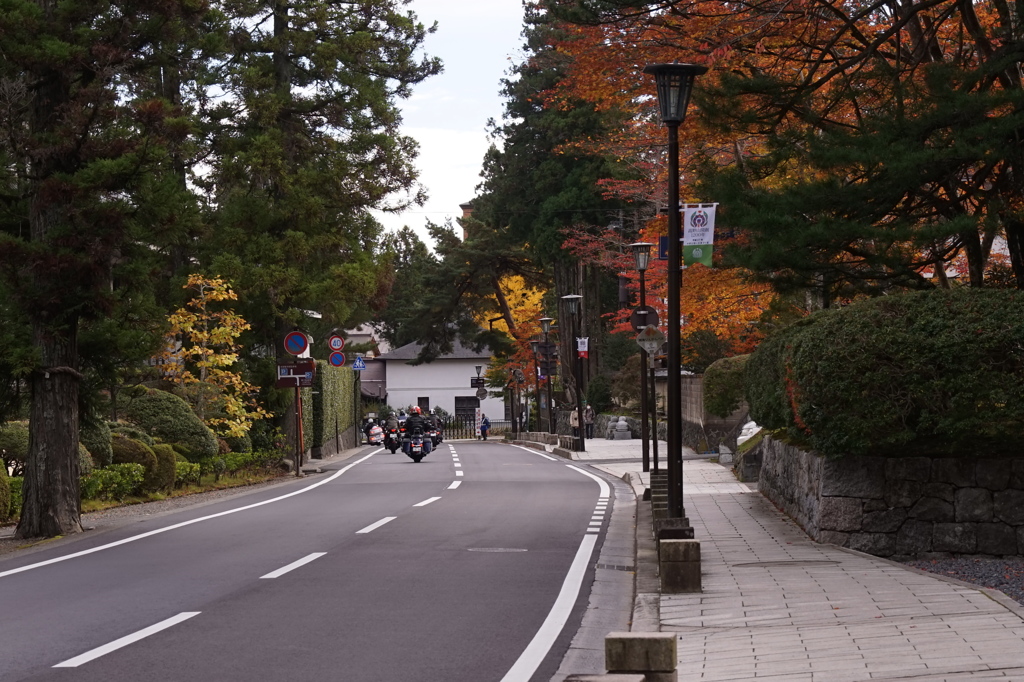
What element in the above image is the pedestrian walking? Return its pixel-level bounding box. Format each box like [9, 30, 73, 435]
[583, 403, 595, 439]
[479, 414, 490, 440]
[570, 409, 580, 439]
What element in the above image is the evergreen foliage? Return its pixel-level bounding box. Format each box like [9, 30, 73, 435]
[703, 355, 750, 419]
[0, 422, 29, 477]
[300, 362, 357, 452]
[585, 374, 614, 414]
[150, 444, 179, 493]
[0, 465, 9, 523]
[746, 290, 1024, 457]
[123, 388, 219, 459]
[110, 435, 160, 493]
[80, 419, 114, 469]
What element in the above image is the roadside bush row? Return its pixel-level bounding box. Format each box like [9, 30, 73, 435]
[746, 289, 1024, 458]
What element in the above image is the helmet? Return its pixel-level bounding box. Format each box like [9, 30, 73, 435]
[411, 406, 422, 415]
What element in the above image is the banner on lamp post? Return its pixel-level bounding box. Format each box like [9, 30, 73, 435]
[683, 203, 717, 267]
[576, 337, 589, 359]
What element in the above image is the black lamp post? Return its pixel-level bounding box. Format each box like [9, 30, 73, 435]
[530, 339, 542, 432]
[539, 317, 555, 434]
[631, 242, 653, 472]
[562, 294, 585, 452]
[643, 62, 706, 519]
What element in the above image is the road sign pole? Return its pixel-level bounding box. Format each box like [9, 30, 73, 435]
[295, 382, 303, 477]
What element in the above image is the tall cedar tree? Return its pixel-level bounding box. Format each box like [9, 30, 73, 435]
[200, 0, 442, 355]
[0, 0, 206, 538]
[472, 3, 634, 382]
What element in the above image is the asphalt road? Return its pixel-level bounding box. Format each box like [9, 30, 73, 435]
[0, 441, 615, 682]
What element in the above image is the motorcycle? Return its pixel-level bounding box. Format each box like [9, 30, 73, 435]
[428, 425, 443, 447]
[384, 427, 401, 454]
[367, 424, 384, 446]
[403, 428, 428, 463]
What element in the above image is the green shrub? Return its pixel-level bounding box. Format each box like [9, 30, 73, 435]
[223, 433, 252, 453]
[80, 419, 113, 467]
[107, 422, 155, 447]
[151, 444, 178, 492]
[8, 477, 22, 519]
[78, 443, 95, 477]
[585, 374, 614, 415]
[82, 464, 146, 500]
[0, 465, 9, 522]
[174, 461, 201, 488]
[746, 289, 1024, 457]
[110, 434, 160, 492]
[704, 355, 750, 419]
[0, 421, 29, 477]
[123, 388, 218, 459]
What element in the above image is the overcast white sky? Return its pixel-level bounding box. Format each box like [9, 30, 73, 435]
[372, 0, 527, 242]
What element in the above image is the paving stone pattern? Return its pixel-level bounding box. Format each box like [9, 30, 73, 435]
[522, 436, 1024, 681]
[666, 461, 1024, 681]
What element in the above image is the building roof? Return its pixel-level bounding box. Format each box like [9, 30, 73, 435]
[377, 339, 492, 362]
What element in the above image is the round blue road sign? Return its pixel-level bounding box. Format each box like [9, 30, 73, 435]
[329, 352, 345, 367]
[284, 331, 309, 356]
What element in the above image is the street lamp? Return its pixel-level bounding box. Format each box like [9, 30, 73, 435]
[539, 317, 555, 434]
[631, 242, 654, 473]
[530, 339, 542, 432]
[561, 294, 585, 452]
[643, 62, 706, 519]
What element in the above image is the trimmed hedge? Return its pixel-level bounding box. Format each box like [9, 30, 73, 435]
[110, 434, 160, 492]
[81, 418, 113, 467]
[123, 388, 218, 459]
[81, 463, 145, 501]
[8, 477, 21, 520]
[703, 354, 750, 419]
[108, 422, 155, 447]
[300, 363, 356, 451]
[174, 461, 201, 487]
[746, 289, 1024, 457]
[0, 465, 9, 522]
[150, 444, 178, 492]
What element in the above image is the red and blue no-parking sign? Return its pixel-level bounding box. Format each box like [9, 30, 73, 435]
[284, 331, 309, 356]
[329, 352, 346, 367]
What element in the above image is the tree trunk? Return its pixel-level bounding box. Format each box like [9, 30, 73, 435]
[17, 324, 83, 538]
[1006, 218, 1024, 290]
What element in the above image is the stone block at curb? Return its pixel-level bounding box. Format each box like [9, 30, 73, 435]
[659, 539, 701, 593]
[659, 538, 700, 562]
[564, 676, 646, 682]
[605, 632, 677, 674]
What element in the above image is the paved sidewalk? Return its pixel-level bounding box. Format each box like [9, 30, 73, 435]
[567, 436, 1024, 681]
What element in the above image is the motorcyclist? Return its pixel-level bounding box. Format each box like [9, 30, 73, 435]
[403, 406, 432, 454]
[384, 412, 400, 431]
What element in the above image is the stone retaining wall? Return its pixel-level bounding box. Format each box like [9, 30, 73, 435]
[757, 436, 1024, 559]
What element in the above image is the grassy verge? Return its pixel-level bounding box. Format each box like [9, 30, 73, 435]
[77, 469, 287, 514]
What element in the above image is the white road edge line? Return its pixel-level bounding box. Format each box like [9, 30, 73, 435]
[455, 470, 464, 477]
[499, 534, 599, 682]
[512, 445, 557, 461]
[260, 552, 327, 579]
[54, 612, 201, 668]
[447, 481, 462, 489]
[565, 465, 611, 498]
[356, 517, 397, 534]
[413, 497, 442, 507]
[1, 451, 380, 580]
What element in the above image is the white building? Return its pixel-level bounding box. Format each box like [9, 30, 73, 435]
[376, 340, 504, 419]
